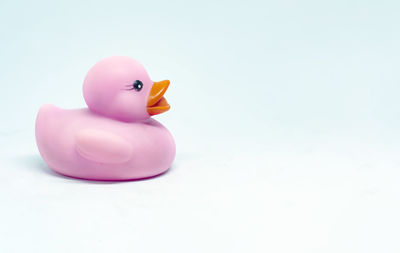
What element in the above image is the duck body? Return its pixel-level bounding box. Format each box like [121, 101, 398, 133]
[36, 104, 175, 180]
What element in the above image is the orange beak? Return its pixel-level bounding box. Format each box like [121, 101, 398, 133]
[147, 80, 170, 116]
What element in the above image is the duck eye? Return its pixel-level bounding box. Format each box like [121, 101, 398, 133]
[132, 80, 143, 91]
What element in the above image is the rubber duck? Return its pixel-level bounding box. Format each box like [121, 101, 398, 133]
[35, 56, 176, 180]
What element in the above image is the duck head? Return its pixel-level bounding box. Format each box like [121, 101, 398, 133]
[83, 56, 170, 122]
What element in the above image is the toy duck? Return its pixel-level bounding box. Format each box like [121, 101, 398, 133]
[35, 56, 176, 180]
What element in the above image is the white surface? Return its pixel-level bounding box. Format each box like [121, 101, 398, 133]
[1, 0, 400, 252]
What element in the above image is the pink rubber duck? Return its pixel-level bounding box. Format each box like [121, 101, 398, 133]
[35, 56, 176, 180]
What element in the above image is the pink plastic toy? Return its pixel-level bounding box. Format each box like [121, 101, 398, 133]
[35, 56, 176, 180]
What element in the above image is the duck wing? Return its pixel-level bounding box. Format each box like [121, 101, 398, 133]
[75, 128, 133, 164]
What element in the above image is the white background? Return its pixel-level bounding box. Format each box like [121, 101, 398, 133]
[1, 0, 400, 252]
